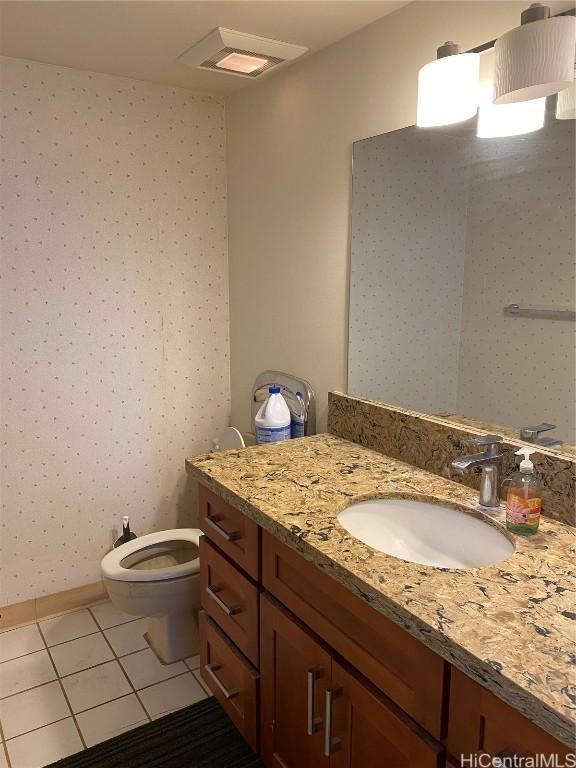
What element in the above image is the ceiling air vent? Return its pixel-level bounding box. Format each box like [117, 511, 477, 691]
[178, 27, 308, 79]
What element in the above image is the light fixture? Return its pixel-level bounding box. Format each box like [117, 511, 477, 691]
[215, 52, 268, 75]
[179, 27, 307, 79]
[477, 94, 546, 138]
[494, 4, 576, 104]
[417, 41, 480, 127]
[556, 65, 576, 119]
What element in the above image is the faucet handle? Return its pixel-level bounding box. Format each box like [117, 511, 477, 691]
[473, 434, 503, 456]
[520, 423, 556, 441]
[473, 434, 503, 446]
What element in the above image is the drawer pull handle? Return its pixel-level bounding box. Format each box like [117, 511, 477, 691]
[306, 668, 323, 736]
[205, 663, 238, 700]
[206, 585, 241, 617]
[205, 514, 241, 542]
[323, 687, 342, 757]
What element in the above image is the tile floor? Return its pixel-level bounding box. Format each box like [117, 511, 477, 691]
[0, 602, 209, 768]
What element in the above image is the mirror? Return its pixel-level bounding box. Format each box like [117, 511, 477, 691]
[348, 100, 575, 450]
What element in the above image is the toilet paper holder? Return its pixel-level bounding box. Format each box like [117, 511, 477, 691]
[252, 370, 316, 437]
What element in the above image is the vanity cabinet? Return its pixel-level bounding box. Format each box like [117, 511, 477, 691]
[261, 530, 445, 739]
[260, 593, 443, 768]
[196, 483, 573, 766]
[446, 667, 573, 763]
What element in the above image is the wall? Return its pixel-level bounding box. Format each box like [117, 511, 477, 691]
[0, 57, 230, 604]
[348, 128, 469, 413]
[226, 0, 572, 434]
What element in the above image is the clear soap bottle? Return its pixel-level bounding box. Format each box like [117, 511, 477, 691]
[505, 448, 541, 535]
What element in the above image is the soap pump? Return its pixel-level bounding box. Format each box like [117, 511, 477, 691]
[504, 448, 541, 535]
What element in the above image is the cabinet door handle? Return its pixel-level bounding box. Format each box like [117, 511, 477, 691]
[205, 585, 241, 616]
[205, 514, 241, 542]
[323, 687, 342, 757]
[306, 668, 323, 736]
[205, 663, 238, 699]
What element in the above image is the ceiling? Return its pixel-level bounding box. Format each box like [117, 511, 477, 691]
[0, 1, 408, 96]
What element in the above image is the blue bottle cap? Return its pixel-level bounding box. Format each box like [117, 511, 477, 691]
[269, 386, 281, 394]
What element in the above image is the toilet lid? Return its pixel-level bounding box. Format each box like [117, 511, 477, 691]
[101, 529, 201, 582]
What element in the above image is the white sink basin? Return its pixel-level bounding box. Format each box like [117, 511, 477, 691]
[337, 498, 513, 569]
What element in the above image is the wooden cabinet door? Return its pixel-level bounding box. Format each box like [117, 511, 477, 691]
[260, 594, 330, 768]
[330, 660, 443, 768]
[447, 668, 573, 762]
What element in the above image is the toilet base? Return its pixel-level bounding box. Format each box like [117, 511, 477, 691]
[146, 610, 199, 665]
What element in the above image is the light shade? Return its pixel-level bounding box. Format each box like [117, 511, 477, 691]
[494, 15, 576, 104]
[556, 77, 575, 119]
[417, 52, 480, 127]
[215, 52, 268, 74]
[477, 96, 545, 138]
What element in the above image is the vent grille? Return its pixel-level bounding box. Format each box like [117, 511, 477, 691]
[201, 47, 284, 77]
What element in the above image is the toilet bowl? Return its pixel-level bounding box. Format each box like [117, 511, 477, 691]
[101, 529, 201, 664]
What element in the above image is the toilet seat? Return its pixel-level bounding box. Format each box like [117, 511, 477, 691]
[101, 529, 201, 583]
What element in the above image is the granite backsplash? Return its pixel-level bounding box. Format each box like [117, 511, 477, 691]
[328, 392, 575, 527]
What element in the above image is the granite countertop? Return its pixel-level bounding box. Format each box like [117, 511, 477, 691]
[185, 434, 576, 747]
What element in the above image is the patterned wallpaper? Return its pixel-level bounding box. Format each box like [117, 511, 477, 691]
[0, 57, 230, 604]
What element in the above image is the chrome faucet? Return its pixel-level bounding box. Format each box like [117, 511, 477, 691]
[451, 435, 504, 508]
[520, 422, 562, 448]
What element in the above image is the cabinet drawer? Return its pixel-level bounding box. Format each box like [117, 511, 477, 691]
[446, 667, 573, 761]
[200, 536, 259, 666]
[262, 531, 446, 739]
[199, 612, 259, 751]
[198, 485, 260, 580]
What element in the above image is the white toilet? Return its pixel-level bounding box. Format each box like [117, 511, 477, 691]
[101, 529, 202, 664]
[101, 428, 246, 664]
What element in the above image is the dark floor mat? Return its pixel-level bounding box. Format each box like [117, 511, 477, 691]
[49, 697, 265, 768]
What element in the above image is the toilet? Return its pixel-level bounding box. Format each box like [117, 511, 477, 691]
[101, 426, 246, 665]
[101, 529, 201, 664]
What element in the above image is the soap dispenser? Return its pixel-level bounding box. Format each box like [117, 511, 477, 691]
[505, 448, 541, 535]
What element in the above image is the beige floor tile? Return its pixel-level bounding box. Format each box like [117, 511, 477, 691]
[192, 669, 212, 697]
[139, 673, 207, 720]
[40, 610, 99, 647]
[119, 648, 186, 691]
[104, 618, 148, 657]
[50, 633, 114, 677]
[0, 681, 70, 739]
[90, 602, 140, 630]
[0, 649, 56, 699]
[61, 660, 131, 714]
[0, 745, 8, 768]
[6, 717, 82, 768]
[76, 694, 148, 747]
[184, 654, 200, 670]
[0, 624, 44, 664]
